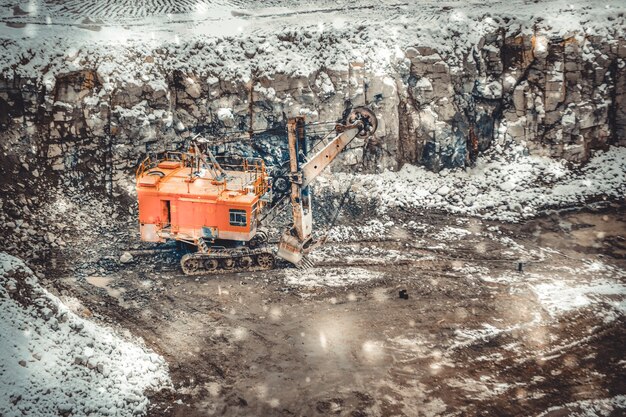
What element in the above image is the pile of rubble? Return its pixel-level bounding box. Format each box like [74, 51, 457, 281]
[0, 177, 136, 277]
[0, 253, 171, 417]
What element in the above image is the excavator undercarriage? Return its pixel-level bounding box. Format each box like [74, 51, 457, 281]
[180, 246, 275, 276]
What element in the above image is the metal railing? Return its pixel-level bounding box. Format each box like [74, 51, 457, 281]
[136, 151, 268, 196]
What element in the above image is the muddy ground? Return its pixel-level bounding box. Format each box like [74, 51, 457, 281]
[35, 203, 625, 417]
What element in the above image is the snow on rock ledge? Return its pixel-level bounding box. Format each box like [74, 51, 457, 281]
[0, 253, 171, 417]
[1, 0, 626, 188]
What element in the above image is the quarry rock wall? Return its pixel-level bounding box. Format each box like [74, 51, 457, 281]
[1, 28, 625, 194]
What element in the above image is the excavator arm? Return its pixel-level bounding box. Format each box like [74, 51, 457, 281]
[277, 107, 378, 265]
[300, 126, 362, 188]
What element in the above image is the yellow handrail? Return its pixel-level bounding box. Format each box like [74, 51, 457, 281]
[136, 151, 269, 196]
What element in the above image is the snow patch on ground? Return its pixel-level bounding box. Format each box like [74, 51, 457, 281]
[324, 220, 388, 242]
[0, 253, 171, 417]
[452, 314, 542, 350]
[532, 279, 626, 318]
[478, 264, 626, 320]
[284, 267, 382, 287]
[446, 377, 514, 401]
[535, 395, 626, 417]
[434, 226, 472, 241]
[308, 244, 413, 265]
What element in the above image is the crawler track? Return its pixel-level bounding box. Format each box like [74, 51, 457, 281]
[180, 247, 276, 276]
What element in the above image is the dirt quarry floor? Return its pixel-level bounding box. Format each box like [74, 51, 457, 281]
[3, 0, 626, 414]
[42, 205, 626, 417]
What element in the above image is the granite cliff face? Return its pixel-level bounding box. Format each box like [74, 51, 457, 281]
[1, 26, 625, 194]
[0, 1, 625, 275]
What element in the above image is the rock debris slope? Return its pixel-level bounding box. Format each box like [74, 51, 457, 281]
[0, 253, 171, 417]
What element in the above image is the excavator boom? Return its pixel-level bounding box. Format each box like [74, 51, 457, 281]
[277, 107, 378, 265]
[300, 127, 361, 188]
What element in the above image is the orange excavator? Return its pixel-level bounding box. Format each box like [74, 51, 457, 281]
[135, 107, 377, 275]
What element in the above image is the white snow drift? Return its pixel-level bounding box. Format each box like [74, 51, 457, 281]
[284, 267, 383, 287]
[321, 144, 626, 222]
[0, 253, 170, 417]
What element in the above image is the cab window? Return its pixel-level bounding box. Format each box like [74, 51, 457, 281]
[229, 209, 247, 226]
